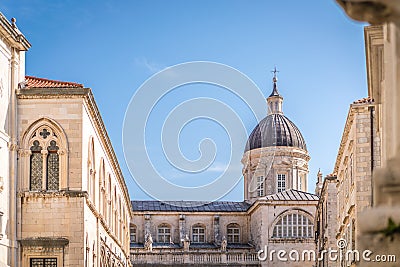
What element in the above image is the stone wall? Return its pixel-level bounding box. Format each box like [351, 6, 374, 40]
[131, 212, 249, 246]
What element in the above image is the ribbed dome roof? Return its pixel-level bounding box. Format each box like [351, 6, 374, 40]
[244, 113, 307, 152]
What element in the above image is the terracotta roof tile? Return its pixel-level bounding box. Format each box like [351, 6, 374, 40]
[353, 96, 374, 104]
[24, 76, 83, 89]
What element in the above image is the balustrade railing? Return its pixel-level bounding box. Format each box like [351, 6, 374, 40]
[131, 251, 259, 265]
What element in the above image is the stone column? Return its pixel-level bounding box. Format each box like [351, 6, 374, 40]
[213, 215, 220, 245]
[144, 214, 151, 237]
[179, 214, 186, 245]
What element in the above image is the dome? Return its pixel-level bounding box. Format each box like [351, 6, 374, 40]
[244, 113, 307, 152]
[244, 70, 307, 152]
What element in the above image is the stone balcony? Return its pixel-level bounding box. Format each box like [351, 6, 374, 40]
[130, 251, 260, 266]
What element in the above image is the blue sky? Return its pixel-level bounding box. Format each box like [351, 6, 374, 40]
[1, 1, 367, 200]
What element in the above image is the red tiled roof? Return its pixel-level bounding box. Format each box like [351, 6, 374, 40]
[353, 96, 374, 104]
[24, 76, 83, 88]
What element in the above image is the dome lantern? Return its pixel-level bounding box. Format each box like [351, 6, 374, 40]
[267, 67, 284, 115]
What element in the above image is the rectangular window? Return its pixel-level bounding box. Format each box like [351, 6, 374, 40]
[227, 227, 240, 243]
[30, 258, 57, 267]
[277, 174, 286, 193]
[192, 227, 205, 243]
[257, 176, 264, 196]
[130, 227, 136, 243]
[158, 227, 171, 243]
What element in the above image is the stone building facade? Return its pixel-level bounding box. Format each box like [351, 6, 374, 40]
[0, 13, 132, 267]
[129, 73, 319, 266]
[315, 95, 381, 267]
[0, 13, 30, 267]
[315, 172, 338, 267]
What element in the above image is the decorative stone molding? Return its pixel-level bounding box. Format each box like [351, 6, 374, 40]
[17, 190, 87, 199]
[336, 0, 400, 24]
[0, 176, 3, 192]
[20, 237, 69, 248]
[7, 141, 18, 151]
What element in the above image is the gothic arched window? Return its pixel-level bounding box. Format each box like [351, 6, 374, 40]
[47, 140, 59, 190]
[88, 137, 96, 203]
[272, 211, 313, 238]
[23, 120, 67, 192]
[30, 140, 43, 191]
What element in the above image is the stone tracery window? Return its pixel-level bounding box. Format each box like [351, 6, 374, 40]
[47, 140, 59, 190]
[27, 124, 65, 191]
[272, 211, 313, 238]
[30, 140, 43, 191]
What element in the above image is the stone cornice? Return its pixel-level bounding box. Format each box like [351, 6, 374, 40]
[336, 0, 400, 24]
[16, 88, 90, 98]
[334, 102, 374, 174]
[19, 237, 69, 247]
[0, 12, 31, 50]
[246, 199, 318, 215]
[334, 107, 354, 174]
[316, 175, 337, 209]
[84, 90, 133, 215]
[17, 190, 87, 198]
[242, 148, 310, 165]
[364, 25, 384, 99]
[131, 211, 249, 216]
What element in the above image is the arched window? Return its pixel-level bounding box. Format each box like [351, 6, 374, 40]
[108, 175, 112, 228]
[99, 158, 105, 214]
[130, 224, 137, 243]
[227, 223, 240, 243]
[46, 140, 59, 190]
[192, 224, 206, 243]
[272, 211, 313, 238]
[23, 120, 67, 192]
[30, 140, 42, 191]
[88, 137, 96, 203]
[157, 223, 171, 243]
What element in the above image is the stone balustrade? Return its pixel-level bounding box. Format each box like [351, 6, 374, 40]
[131, 252, 260, 265]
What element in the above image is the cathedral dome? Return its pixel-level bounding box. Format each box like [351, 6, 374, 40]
[244, 70, 307, 152]
[244, 113, 307, 152]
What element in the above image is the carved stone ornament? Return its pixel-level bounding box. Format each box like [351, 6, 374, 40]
[336, 0, 400, 24]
